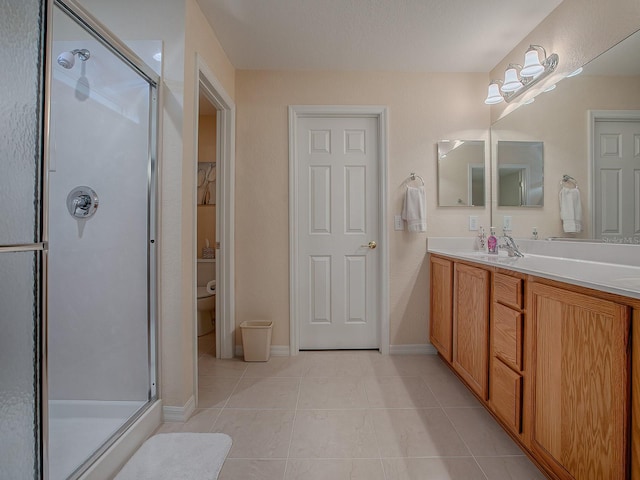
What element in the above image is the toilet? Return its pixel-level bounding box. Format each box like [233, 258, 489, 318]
[196, 259, 216, 336]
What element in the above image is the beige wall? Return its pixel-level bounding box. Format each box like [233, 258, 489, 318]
[490, 0, 640, 120]
[174, 0, 235, 406]
[235, 71, 490, 348]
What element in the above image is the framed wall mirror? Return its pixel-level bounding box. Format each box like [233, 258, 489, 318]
[490, 27, 640, 242]
[437, 140, 485, 207]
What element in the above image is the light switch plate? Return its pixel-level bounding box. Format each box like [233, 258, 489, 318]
[503, 215, 512, 231]
[394, 214, 404, 231]
[469, 215, 479, 231]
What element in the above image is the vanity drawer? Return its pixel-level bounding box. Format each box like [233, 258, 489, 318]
[492, 303, 523, 370]
[490, 358, 523, 434]
[494, 273, 523, 309]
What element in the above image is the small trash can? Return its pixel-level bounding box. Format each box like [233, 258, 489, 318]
[240, 321, 273, 362]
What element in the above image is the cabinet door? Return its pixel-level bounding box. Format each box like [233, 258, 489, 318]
[530, 283, 630, 480]
[430, 256, 453, 362]
[491, 357, 523, 433]
[452, 263, 490, 399]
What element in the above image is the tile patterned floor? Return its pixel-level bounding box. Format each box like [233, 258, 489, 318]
[155, 350, 546, 480]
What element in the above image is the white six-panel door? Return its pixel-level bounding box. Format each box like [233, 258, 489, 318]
[296, 115, 379, 349]
[594, 119, 640, 240]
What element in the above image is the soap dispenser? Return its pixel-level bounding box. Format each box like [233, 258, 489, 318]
[487, 227, 498, 254]
[476, 226, 486, 251]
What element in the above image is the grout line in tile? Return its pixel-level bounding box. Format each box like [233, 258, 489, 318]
[367, 406, 387, 480]
[440, 403, 489, 480]
[215, 376, 243, 412]
[206, 408, 223, 433]
[440, 405, 474, 455]
[282, 368, 302, 480]
[379, 455, 476, 459]
[473, 454, 529, 458]
[378, 457, 388, 480]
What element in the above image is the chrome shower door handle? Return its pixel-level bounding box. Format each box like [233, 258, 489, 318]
[67, 186, 99, 219]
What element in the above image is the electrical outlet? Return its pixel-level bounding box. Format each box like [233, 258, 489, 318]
[503, 215, 512, 231]
[394, 214, 404, 231]
[469, 215, 479, 231]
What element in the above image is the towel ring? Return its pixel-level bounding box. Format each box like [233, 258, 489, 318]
[561, 174, 578, 188]
[407, 173, 425, 186]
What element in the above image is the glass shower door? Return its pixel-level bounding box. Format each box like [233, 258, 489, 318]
[47, 2, 158, 479]
[0, 0, 45, 478]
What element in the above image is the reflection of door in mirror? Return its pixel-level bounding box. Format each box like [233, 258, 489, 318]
[469, 165, 485, 207]
[593, 116, 640, 242]
[437, 140, 485, 207]
[497, 141, 543, 207]
[498, 166, 525, 206]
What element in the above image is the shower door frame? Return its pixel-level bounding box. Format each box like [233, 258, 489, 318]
[43, 0, 160, 478]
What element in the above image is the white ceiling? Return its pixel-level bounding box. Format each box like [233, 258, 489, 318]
[196, 0, 564, 72]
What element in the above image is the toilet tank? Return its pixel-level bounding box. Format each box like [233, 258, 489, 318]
[197, 259, 216, 287]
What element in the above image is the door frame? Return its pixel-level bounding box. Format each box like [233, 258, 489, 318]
[588, 110, 640, 239]
[288, 105, 389, 355]
[194, 55, 236, 362]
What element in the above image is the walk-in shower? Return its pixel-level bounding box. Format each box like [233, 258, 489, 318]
[0, 0, 159, 478]
[47, 2, 159, 478]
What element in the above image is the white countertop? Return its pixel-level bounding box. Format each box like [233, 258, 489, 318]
[427, 238, 640, 301]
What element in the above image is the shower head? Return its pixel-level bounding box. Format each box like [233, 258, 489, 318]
[57, 48, 90, 69]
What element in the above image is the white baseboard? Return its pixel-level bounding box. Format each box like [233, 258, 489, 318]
[232, 344, 435, 356]
[389, 344, 437, 355]
[162, 395, 195, 422]
[234, 345, 290, 357]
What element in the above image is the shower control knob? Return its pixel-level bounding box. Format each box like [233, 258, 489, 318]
[67, 186, 99, 219]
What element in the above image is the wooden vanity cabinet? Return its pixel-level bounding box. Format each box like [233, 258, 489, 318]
[528, 282, 630, 480]
[429, 256, 453, 362]
[429, 253, 640, 480]
[452, 262, 490, 400]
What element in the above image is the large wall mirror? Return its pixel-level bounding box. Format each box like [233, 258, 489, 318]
[490, 28, 640, 243]
[437, 140, 485, 207]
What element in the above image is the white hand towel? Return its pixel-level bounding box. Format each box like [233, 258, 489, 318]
[206, 280, 216, 295]
[559, 187, 582, 233]
[402, 185, 427, 232]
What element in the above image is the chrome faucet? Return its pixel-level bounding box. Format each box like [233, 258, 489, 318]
[499, 235, 524, 257]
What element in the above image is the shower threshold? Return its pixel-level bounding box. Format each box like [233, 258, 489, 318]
[48, 400, 145, 480]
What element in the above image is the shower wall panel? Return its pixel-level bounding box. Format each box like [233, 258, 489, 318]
[48, 12, 151, 402]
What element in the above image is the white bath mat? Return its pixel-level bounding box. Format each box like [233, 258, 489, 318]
[115, 433, 232, 480]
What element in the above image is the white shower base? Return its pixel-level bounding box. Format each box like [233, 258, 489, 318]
[48, 400, 146, 480]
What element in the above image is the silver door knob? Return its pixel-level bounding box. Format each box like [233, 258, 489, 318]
[361, 241, 377, 249]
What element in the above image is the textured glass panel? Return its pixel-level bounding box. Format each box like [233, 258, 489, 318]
[0, 251, 39, 479]
[0, 0, 44, 245]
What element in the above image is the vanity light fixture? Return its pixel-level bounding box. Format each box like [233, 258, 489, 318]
[484, 44, 559, 104]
